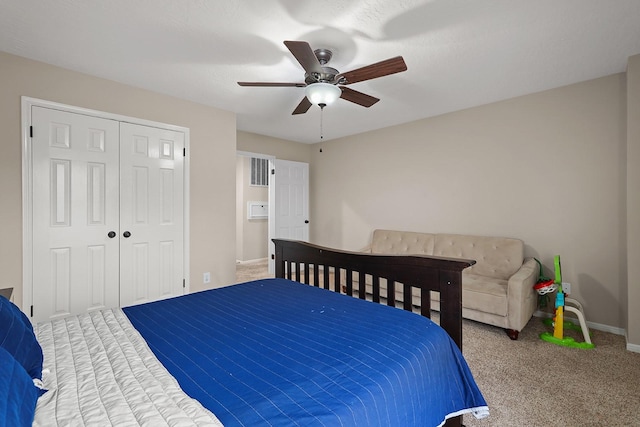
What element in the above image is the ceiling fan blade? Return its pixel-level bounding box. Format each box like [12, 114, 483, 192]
[284, 41, 323, 75]
[338, 56, 407, 85]
[292, 97, 312, 115]
[339, 87, 380, 107]
[238, 82, 306, 87]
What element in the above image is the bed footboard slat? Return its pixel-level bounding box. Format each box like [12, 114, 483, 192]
[333, 267, 341, 293]
[346, 269, 353, 296]
[322, 265, 330, 290]
[421, 288, 431, 318]
[387, 280, 396, 308]
[313, 264, 320, 287]
[304, 263, 310, 285]
[284, 260, 292, 280]
[403, 283, 412, 311]
[372, 276, 380, 304]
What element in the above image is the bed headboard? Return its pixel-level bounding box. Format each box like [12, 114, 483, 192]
[272, 239, 475, 350]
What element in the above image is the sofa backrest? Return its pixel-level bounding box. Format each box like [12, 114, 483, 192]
[370, 229, 436, 255]
[369, 229, 524, 280]
[433, 234, 524, 280]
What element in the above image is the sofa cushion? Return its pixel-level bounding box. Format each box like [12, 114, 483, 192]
[462, 273, 508, 316]
[370, 229, 435, 255]
[433, 234, 523, 280]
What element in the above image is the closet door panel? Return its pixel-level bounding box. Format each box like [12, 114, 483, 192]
[31, 107, 120, 322]
[119, 123, 184, 307]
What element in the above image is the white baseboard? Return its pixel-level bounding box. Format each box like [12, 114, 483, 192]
[236, 257, 268, 264]
[626, 341, 640, 353]
[625, 331, 640, 353]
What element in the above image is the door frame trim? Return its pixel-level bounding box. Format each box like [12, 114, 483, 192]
[21, 97, 191, 315]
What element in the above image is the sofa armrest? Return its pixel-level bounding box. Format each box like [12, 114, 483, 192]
[506, 257, 539, 331]
[359, 243, 372, 253]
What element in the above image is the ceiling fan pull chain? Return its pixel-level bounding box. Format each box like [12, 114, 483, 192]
[320, 107, 323, 140]
[320, 104, 325, 140]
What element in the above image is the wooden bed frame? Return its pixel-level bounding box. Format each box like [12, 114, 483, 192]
[273, 239, 476, 427]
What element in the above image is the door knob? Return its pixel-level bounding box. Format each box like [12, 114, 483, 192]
[304, 220, 309, 224]
[123, 231, 131, 238]
[107, 231, 116, 238]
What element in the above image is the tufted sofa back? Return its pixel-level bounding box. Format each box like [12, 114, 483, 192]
[369, 229, 524, 280]
[370, 229, 435, 255]
[433, 234, 524, 280]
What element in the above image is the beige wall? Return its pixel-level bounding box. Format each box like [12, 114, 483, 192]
[237, 131, 311, 163]
[236, 156, 269, 261]
[0, 51, 238, 309]
[310, 73, 628, 334]
[627, 55, 640, 347]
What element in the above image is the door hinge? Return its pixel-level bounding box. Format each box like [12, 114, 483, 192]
[30, 126, 33, 138]
[183, 148, 186, 157]
[271, 169, 275, 175]
[271, 254, 275, 260]
[183, 279, 186, 288]
[30, 305, 33, 317]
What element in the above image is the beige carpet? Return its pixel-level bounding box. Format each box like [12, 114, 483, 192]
[235, 258, 274, 283]
[237, 260, 640, 426]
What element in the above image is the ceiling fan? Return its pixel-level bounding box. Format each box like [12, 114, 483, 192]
[238, 40, 408, 115]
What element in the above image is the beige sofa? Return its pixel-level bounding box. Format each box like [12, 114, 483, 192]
[358, 229, 538, 339]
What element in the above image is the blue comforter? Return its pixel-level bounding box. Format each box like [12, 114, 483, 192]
[124, 278, 488, 427]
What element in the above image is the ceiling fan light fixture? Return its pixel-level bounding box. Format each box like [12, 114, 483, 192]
[305, 82, 341, 106]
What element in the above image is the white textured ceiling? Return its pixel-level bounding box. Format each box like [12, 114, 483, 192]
[2, 0, 640, 143]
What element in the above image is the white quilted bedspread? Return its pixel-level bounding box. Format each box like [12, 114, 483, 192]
[34, 308, 224, 427]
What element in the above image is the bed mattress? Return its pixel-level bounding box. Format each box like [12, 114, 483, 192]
[124, 278, 488, 427]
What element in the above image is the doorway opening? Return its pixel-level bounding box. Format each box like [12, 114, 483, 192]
[236, 151, 274, 269]
[236, 152, 310, 276]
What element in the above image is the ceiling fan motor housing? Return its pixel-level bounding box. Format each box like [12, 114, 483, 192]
[305, 67, 340, 85]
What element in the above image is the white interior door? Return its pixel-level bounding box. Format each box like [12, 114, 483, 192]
[119, 123, 185, 307]
[30, 106, 185, 321]
[268, 159, 309, 273]
[31, 107, 120, 322]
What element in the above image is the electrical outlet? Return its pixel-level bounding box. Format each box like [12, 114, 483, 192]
[562, 282, 571, 295]
[203, 272, 211, 284]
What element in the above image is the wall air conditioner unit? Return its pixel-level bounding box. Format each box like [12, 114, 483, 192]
[247, 201, 268, 220]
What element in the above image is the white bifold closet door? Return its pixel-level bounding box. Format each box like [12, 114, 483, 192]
[31, 106, 184, 323]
